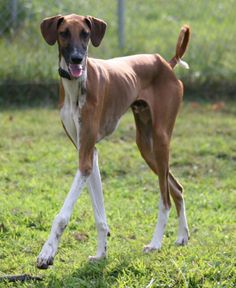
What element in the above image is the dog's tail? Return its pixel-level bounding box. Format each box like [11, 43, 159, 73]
[169, 25, 190, 69]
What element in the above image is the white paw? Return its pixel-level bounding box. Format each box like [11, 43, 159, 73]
[175, 228, 190, 246]
[143, 243, 161, 253]
[37, 242, 57, 269]
[88, 253, 106, 262]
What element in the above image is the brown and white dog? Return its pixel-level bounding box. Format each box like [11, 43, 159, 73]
[37, 14, 190, 269]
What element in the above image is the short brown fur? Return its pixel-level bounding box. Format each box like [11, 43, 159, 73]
[41, 14, 190, 216]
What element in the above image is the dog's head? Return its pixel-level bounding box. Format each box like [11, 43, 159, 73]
[40, 14, 107, 79]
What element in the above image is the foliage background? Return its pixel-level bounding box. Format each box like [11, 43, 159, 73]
[0, 0, 235, 98]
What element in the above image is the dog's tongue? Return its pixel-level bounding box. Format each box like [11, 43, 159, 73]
[69, 64, 83, 78]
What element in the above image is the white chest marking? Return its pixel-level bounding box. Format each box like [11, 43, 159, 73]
[60, 80, 80, 148]
[59, 57, 87, 149]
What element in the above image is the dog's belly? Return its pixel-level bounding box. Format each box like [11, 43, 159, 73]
[98, 119, 120, 141]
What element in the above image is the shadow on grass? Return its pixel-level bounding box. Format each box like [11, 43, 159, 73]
[45, 256, 136, 288]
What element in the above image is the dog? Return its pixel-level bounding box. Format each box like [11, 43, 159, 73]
[37, 13, 190, 269]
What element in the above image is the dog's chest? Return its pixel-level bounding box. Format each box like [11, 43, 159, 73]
[60, 79, 86, 148]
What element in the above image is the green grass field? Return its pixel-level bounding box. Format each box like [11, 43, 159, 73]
[0, 101, 235, 287]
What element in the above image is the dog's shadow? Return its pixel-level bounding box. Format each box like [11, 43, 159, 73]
[56, 256, 136, 287]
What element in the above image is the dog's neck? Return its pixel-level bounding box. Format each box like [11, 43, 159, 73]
[60, 57, 87, 109]
[58, 67, 71, 80]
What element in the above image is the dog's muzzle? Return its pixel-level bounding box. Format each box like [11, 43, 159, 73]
[58, 63, 84, 80]
[68, 63, 84, 78]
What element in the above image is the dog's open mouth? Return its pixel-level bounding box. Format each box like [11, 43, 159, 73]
[68, 64, 83, 78]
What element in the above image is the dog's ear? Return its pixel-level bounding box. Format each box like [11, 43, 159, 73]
[40, 15, 64, 45]
[85, 16, 107, 47]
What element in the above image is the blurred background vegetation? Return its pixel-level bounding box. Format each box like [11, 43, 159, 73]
[0, 0, 235, 104]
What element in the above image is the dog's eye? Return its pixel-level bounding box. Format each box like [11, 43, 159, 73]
[59, 30, 69, 38]
[81, 30, 89, 39]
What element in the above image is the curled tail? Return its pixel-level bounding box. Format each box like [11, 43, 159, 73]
[169, 25, 190, 69]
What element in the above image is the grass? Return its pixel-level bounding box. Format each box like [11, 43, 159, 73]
[0, 101, 236, 287]
[0, 0, 236, 88]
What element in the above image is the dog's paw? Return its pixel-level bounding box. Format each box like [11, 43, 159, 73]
[37, 243, 56, 269]
[175, 228, 190, 246]
[37, 255, 54, 269]
[143, 243, 161, 253]
[88, 253, 106, 262]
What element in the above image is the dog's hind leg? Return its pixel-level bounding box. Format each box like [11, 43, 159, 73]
[87, 150, 109, 261]
[169, 171, 189, 245]
[37, 170, 87, 269]
[132, 92, 187, 252]
[132, 103, 170, 252]
[143, 128, 171, 252]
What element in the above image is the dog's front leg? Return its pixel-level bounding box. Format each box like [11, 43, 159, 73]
[87, 150, 109, 261]
[37, 170, 87, 269]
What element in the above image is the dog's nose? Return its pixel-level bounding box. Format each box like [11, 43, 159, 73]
[70, 53, 83, 64]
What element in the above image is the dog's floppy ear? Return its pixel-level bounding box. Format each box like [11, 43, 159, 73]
[85, 16, 107, 47]
[40, 15, 64, 45]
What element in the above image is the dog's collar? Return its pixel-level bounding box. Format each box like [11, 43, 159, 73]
[58, 67, 71, 80]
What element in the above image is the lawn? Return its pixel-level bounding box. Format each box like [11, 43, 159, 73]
[0, 101, 236, 287]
